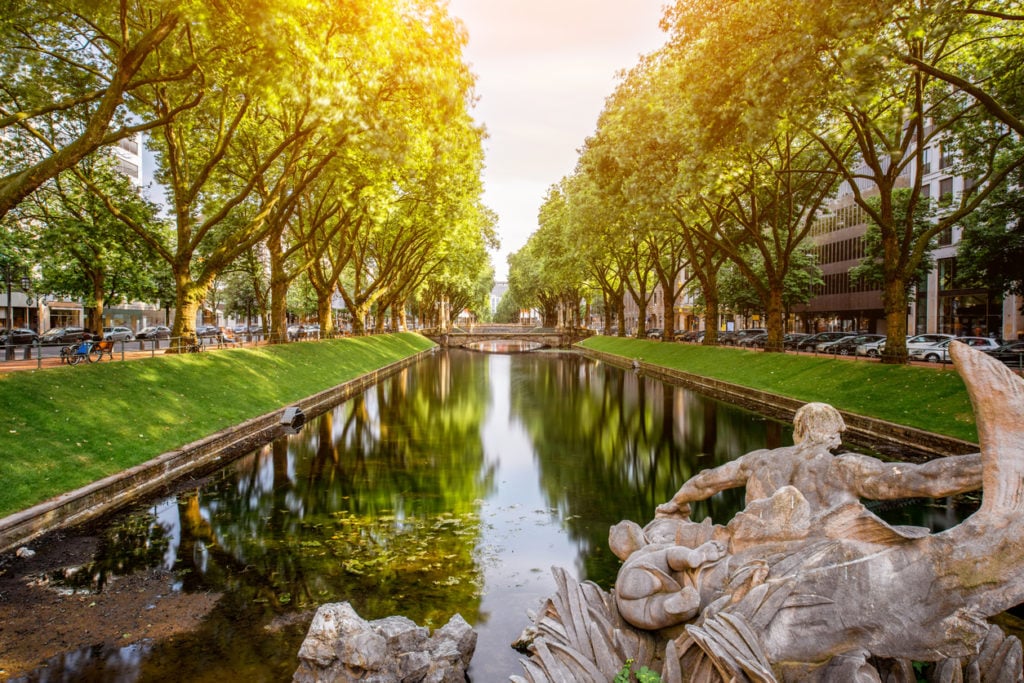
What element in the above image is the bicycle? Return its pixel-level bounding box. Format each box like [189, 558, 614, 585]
[174, 335, 202, 354]
[66, 340, 97, 365]
[61, 338, 117, 365]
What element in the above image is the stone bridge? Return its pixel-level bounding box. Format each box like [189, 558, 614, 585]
[422, 326, 592, 350]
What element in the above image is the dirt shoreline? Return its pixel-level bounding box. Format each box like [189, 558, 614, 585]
[0, 529, 220, 679]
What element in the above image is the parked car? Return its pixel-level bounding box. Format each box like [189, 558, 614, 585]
[911, 337, 999, 364]
[793, 331, 849, 352]
[0, 327, 38, 345]
[855, 336, 888, 357]
[986, 341, 1024, 367]
[905, 333, 956, 352]
[39, 326, 87, 344]
[815, 334, 856, 353]
[645, 328, 663, 340]
[196, 324, 221, 339]
[865, 333, 958, 359]
[817, 333, 882, 356]
[136, 325, 171, 339]
[721, 328, 765, 346]
[103, 326, 135, 341]
[737, 332, 768, 348]
[674, 330, 699, 342]
[248, 323, 264, 335]
[782, 332, 811, 350]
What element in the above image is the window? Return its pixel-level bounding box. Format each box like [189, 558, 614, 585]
[118, 138, 139, 155]
[938, 226, 952, 246]
[939, 144, 953, 170]
[938, 257, 959, 290]
[117, 159, 139, 178]
[921, 147, 931, 175]
[939, 177, 953, 206]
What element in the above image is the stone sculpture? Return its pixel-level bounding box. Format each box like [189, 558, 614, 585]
[513, 342, 1024, 682]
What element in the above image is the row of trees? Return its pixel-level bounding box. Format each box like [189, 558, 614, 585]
[505, 0, 1024, 363]
[0, 0, 496, 339]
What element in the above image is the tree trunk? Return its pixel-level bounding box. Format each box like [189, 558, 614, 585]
[703, 287, 720, 345]
[268, 231, 290, 343]
[881, 277, 910, 364]
[663, 295, 675, 339]
[171, 271, 204, 345]
[317, 295, 334, 336]
[764, 285, 785, 353]
[349, 302, 368, 335]
[89, 273, 105, 335]
[269, 275, 289, 343]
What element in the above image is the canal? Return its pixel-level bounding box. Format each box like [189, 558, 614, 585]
[1, 349, 969, 681]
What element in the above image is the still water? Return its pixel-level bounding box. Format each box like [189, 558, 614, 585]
[8, 349, 968, 681]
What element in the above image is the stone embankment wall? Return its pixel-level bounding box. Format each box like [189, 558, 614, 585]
[580, 348, 978, 461]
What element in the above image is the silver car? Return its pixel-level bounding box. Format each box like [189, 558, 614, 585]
[102, 326, 135, 341]
[909, 336, 1001, 363]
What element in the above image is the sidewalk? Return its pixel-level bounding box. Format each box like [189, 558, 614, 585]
[0, 349, 163, 372]
[0, 342, 251, 373]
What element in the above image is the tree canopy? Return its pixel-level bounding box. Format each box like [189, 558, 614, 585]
[1, 0, 494, 339]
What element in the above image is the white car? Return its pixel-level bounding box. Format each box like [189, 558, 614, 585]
[855, 337, 888, 357]
[102, 326, 135, 341]
[909, 336, 1001, 363]
[857, 333, 956, 358]
[905, 333, 955, 352]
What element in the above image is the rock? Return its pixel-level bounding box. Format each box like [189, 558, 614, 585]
[15, 546, 35, 559]
[293, 603, 477, 683]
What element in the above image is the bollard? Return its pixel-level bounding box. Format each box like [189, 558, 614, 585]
[22, 344, 31, 360]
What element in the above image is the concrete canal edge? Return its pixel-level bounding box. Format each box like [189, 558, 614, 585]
[579, 347, 979, 460]
[0, 348, 436, 555]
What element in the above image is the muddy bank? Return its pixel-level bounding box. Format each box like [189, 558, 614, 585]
[0, 530, 220, 679]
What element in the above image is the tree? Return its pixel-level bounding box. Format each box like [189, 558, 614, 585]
[494, 291, 521, 324]
[18, 153, 169, 332]
[686, 132, 837, 351]
[660, 0, 1024, 361]
[849, 189, 938, 298]
[0, 0, 194, 221]
[957, 161, 1024, 311]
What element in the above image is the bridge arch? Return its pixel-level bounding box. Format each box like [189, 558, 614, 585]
[421, 326, 592, 350]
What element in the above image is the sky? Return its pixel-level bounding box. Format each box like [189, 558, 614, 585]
[445, 0, 669, 281]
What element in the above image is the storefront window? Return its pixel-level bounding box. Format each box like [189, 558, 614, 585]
[915, 275, 928, 334]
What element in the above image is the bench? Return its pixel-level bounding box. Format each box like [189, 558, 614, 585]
[92, 339, 116, 361]
[217, 331, 239, 348]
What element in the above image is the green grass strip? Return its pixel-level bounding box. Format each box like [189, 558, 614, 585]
[0, 333, 435, 518]
[579, 337, 978, 444]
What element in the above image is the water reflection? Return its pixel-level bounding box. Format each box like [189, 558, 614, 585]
[4, 350, 973, 681]
[463, 339, 544, 353]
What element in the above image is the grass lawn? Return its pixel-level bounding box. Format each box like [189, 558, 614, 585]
[0, 332, 435, 518]
[579, 336, 979, 444]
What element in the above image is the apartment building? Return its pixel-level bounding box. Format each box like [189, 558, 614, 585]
[793, 146, 1021, 341]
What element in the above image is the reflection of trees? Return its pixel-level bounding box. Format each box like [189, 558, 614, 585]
[74, 352, 495, 680]
[509, 354, 791, 586]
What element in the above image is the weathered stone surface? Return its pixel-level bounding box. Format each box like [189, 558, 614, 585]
[293, 603, 476, 683]
[514, 343, 1024, 682]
